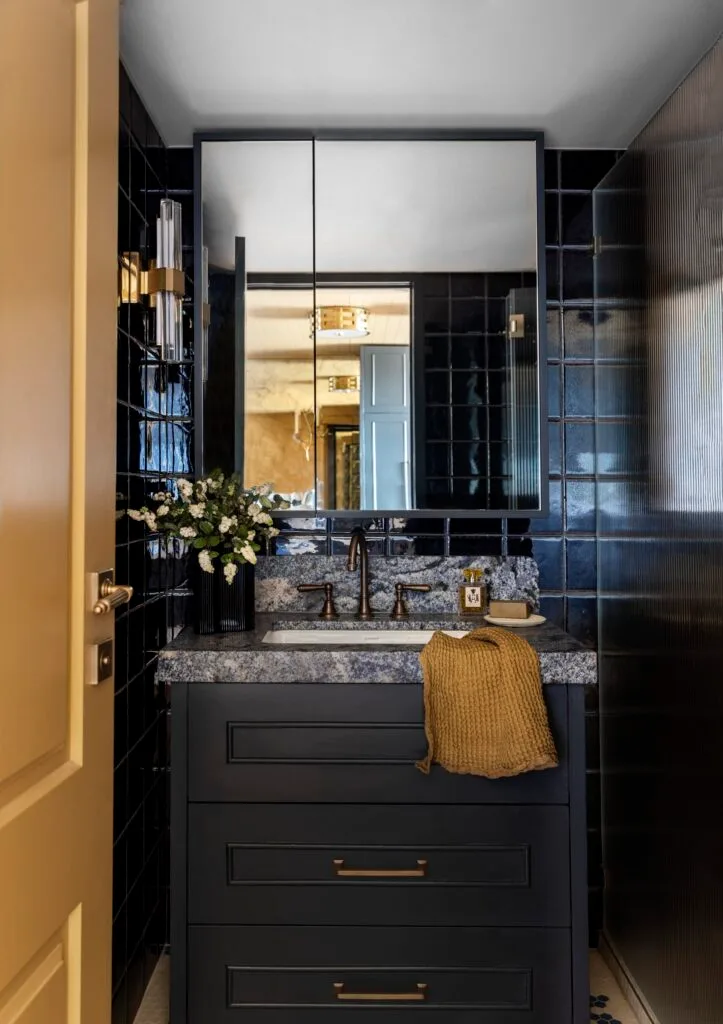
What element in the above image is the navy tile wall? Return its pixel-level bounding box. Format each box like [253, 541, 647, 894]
[113, 67, 194, 1024]
[598, 36, 723, 1023]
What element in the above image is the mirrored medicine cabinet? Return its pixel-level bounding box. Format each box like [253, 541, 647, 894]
[195, 132, 547, 517]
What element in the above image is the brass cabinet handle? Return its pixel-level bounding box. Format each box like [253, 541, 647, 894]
[333, 858, 427, 878]
[333, 983, 427, 1002]
[93, 580, 133, 616]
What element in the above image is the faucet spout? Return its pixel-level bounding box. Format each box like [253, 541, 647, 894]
[347, 527, 373, 619]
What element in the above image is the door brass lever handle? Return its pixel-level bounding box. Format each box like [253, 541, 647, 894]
[90, 577, 133, 614]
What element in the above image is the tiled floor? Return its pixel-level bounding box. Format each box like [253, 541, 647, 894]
[589, 950, 641, 1024]
[133, 954, 170, 1024]
[133, 950, 639, 1024]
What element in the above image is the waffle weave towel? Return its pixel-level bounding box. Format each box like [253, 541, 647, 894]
[416, 627, 558, 778]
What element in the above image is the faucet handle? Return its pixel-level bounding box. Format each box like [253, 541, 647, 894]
[390, 582, 432, 620]
[297, 582, 339, 620]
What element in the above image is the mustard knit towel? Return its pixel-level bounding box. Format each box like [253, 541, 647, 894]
[416, 627, 558, 778]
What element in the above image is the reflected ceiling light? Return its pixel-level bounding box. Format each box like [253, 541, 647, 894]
[313, 306, 369, 339]
[328, 375, 359, 393]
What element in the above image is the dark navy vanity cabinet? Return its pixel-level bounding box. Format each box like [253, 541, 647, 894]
[171, 682, 589, 1023]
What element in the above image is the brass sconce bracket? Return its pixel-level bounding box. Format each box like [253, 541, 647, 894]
[119, 252, 185, 305]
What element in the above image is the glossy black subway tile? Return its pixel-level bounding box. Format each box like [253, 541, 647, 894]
[113, 66, 193, 1024]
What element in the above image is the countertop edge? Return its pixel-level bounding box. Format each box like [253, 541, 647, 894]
[156, 647, 597, 686]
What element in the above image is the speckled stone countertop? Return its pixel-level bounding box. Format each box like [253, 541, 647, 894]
[158, 614, 597, 686]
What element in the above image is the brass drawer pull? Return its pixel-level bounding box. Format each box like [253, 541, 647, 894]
[333, 858, 427, 878]
[334, 982, 427, 1002]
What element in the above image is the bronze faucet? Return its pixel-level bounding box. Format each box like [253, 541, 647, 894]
[347, 527, 373, 619]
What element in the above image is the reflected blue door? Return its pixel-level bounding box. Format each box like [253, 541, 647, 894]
[360, 345, 411, 509]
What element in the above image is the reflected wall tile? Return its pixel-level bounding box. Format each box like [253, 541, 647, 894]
[451, 299, 486, 333]
[548, 420, 562, 476]
[423, 299, 448, 333]
[450, 335, 485, 369]
[451, 273, 486, 297]
[531, 537, 564, 590]
[545, 192, 560, 245]
[544, 150, 560, 189]
[546, 308, 562, 360]
[566, 479, 596, 532]
[596, 364, 646, 418]
[530, 479, 563, 533]
[539, 594, 565, 627]
[547, 363, 561, 418]
[560, 150, 618, 189]
[330, 518, 385, 533]
[426, 371, 451, 404]
[563, 309, 595, 360]
[424, 337, 450, 369]
[449, 535, 503, 556]
[566, 596, 597, 646]
[394, 517, 446, 534]
[274, 535, 328, 555]
[567, 538, 597, 589]
[561, 193, 593, 244]
[331, 537, 386, 556]
[562, 250, 594, 301]
[486, 298, 506, 334]
[564, 364, 595, 417]
[546, 250, 561, 301]
[596, 422, 646, 476]
[565, 422, 596, 475]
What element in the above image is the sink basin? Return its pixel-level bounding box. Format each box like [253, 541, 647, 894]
[262, 629, 469, 646]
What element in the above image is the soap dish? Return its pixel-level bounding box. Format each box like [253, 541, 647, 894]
[483, 613, 546, 628]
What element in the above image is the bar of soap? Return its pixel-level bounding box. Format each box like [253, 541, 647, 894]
[488, 600, 529, 619]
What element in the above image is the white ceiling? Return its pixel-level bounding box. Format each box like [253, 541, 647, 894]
[120, 0, 723, 149]
[203, 139, 537, 272]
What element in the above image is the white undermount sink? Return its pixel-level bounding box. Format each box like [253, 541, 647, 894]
[262, 629, 469, 646]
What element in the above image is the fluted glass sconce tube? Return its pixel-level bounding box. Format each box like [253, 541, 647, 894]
[156, 199, 184, 362]
[201, 245, 209, 382]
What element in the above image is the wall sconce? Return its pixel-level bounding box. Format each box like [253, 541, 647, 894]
[118, 198, 185, 362]
[201, 245, 210, 382]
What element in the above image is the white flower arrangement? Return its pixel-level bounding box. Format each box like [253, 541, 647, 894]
[127, 470, 290, 581]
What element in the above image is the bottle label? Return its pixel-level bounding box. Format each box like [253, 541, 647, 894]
[464, 586, 483, 609]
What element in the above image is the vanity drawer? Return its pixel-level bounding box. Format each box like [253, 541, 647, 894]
[187, 925, 572, 1023]
[187, 683, 569, 804]
[188, 803, 571, 926]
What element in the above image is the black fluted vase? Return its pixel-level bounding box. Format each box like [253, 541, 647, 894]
[190, 557, 255, 634]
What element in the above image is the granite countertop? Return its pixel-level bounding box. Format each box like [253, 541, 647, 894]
[158, 613, 597, 686]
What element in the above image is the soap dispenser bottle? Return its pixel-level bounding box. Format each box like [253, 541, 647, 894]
[459, 568, 486, 615]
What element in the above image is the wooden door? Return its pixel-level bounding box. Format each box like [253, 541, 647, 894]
[0, 1, 119, 1022]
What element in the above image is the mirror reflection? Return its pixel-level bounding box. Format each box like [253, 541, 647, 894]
[201, 137, 543, 515]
